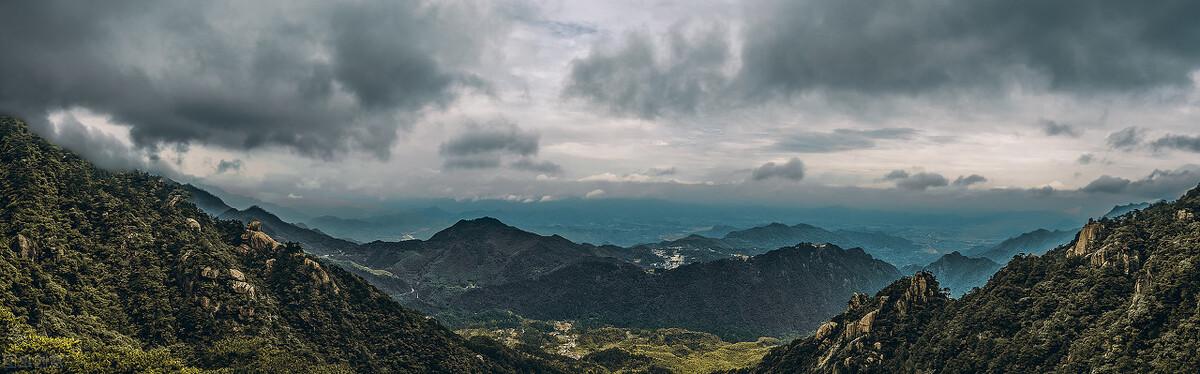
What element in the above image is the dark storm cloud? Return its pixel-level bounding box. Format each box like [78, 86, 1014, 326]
[1080, 167, 1200, 197]
[1039, 120, 1080, 137]
[751, 158, 806, 181]
[563, 24, 731, 118]
[440, 120, 540, 157]
[440, 119, 554, 172]
[952, 174, 988, 187]
[510, 159, 564, 175]
[0, 0, 498, 160]
[1107, 127, 1146, 150]
[740, 0, 1200, 96]
[216, 159, 244, 174]
[1150, 134, 1200, 153]
[567, 0, 1200, 116]
[775, 128, 918, 153]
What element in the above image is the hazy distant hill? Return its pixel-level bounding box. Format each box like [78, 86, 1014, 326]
[635, 222, 929, 268]
[912, 251, 1001, 296]
[974, 228, 1078, 263]
[1102, 201, 1152, 218]
[737, 187, 1200, 373]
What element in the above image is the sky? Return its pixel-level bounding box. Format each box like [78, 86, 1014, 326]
[3, 0, 1200, 217]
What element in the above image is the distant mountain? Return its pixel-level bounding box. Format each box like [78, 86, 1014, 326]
[624, 234, 743, 269]
[913, 251, 1001, 296]
[453, 243, 903, 341]
[0, 116, 561, 372]
[974, 228, 1078, 263]
[182, 183, 234, 216]
[306, 206, 458, 242]
[736, 185, 1200, 373]
[1102, 201, 1153, 218]
[337, 217, 632, 311]
[635, 222, 930, 268]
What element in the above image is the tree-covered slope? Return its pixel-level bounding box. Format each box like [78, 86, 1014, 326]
[0, 116, 560, 372]
[454, 244, 903, 341]
[737, 185, 1200, 373]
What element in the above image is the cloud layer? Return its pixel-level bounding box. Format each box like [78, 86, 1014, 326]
[0, 0, 503, 159]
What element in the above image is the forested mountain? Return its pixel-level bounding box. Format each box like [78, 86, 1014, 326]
[737, 186, 1200, 373]
[453, 243, 902, 341]
[0, 116, 563, 372]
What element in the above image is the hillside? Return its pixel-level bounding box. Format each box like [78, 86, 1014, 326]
[0, 116, 561, 372]
[453, 244, 903, 341]
[737, 185, 1200, 373]
[337, 217, 631, 311]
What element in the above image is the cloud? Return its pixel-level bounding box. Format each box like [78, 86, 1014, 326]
[566, 1, 1200, 117]
[775, 128, 919, 153]
[952, 174, 988, 187]
[645, 167, 677, 176]
[739, 0, 1200, 97]
[510, 158, 563, 175]
[563, 22, 731, 118]
[440, 119, 555, 171]
[1077, 153, 1096, 165]
[585, 189, 606, 199]
[1039, 119, 1080, 137]
[32, 113, 155, 172]
[216, 159, 243, 174]
[442, 157, 502, 170]
[1150, 134, 1200, 153]
[884, 170, 950, 190]
[751, 158, 806, 181]
[882, 170, 911, 180]
[1081, 175, 1131, 194]
[1080, 167, 1200, 197]
[0, 0, 505, 159]
[440, 119, 539, 157]
[1107, 127, 1145, 151]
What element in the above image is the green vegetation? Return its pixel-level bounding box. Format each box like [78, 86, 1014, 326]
[738, 185, 1200, 373]
[455, 311, 779, 373]
[0, 116, 562, 372]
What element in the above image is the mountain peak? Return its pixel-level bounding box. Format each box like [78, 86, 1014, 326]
[429, 217, 531, 242]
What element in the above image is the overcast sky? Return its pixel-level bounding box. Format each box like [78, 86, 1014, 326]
[3, 0, 1200, 215]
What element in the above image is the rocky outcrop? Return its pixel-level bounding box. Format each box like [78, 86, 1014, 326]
[9, 234, 36, 260]
[752, 272, 948, 373]
[1176, 209, 1195, 222]
[185, 218, 201, 232]
[1068, 220, 1102, 258]
[1067, 220, 1144, 273]
[239, 220, 281, 254]
[299, 256, 340, 295]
